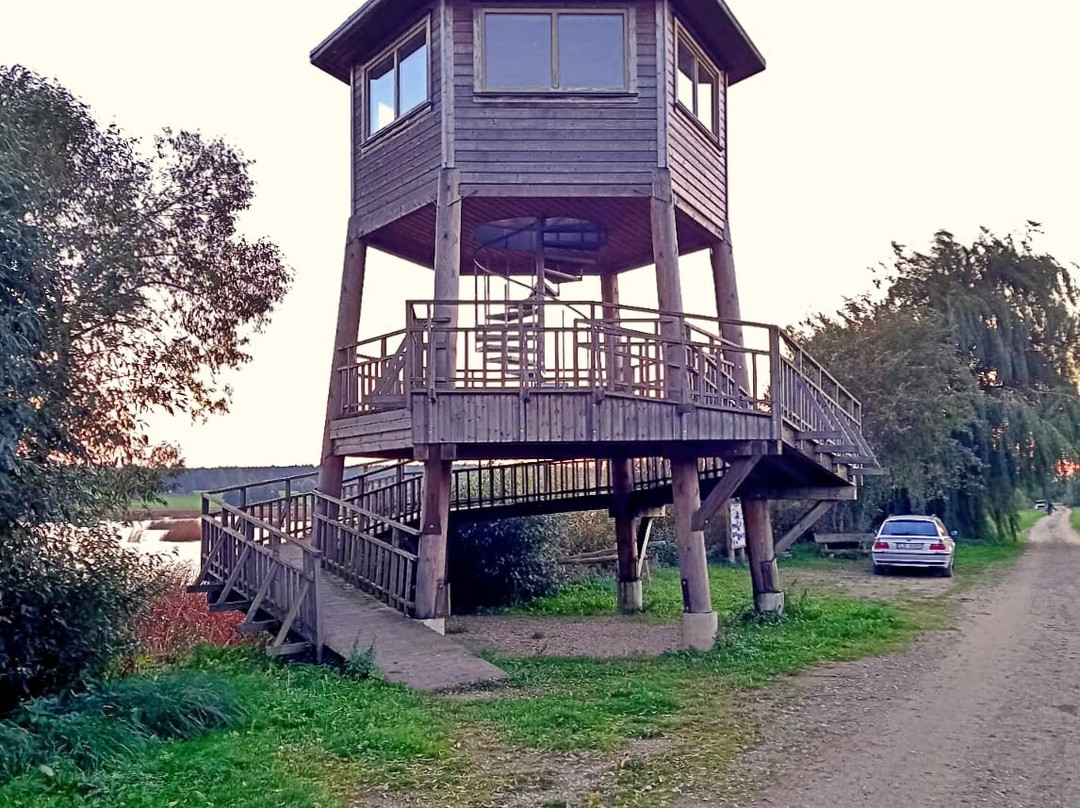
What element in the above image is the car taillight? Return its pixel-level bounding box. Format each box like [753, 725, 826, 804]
[930, 542, 947, 551]
[874, 541, 889, 550]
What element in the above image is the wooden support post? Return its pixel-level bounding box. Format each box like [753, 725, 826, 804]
[612, 458, 642, 613]
[651, 170, 688, 401]
[671, 457, 717, 648]
[743, 499, 783, 614]
[414, 455, 452, 631]
[710, 231, 749, 393]
[652, 169, 715, 648]
[432, 168, 462, 389]
[315, 236, 367, 547]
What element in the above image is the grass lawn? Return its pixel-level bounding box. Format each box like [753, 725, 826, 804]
[0, 511, 1043, 808]
[1071, 506, 1080, 536]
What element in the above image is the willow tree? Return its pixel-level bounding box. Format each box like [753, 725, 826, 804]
[803, 226, 1079, 539]
[0, 66, 291, 707]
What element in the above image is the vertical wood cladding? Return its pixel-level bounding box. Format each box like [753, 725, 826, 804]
[352, 3, 442, 221]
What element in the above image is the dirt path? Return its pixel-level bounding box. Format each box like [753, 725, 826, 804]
[725, 509, 1080, 808]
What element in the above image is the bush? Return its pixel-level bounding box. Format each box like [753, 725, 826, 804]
[0, 671, 245, 782]
[0, 525, 163, 713]
[131, 563, 244, 662]
[448, 516, 565, 612]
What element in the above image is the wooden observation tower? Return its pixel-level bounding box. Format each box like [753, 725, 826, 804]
[192, 0, 877, 676]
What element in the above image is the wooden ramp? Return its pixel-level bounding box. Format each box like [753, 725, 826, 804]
[193, 502, 505, 692]
[318, 574, 506, 691]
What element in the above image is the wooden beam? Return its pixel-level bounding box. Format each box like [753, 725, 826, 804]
[316, 235, 368, 542]
[743, 486, 856, 501]
[432, 168, 462, 389]
[611, 457, 641, 614]
[650, 169, 687, 402]
[710, 234, 749, 392]
[670, 457, 711, 614]
[415, 457, 452, 621]
[692, 456, 760, 531]
[774, 501, 835, 556]
[744, 499, 783, 614]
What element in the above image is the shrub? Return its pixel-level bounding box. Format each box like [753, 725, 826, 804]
[161, 520, 201, 543]
[0, 525, 163, 714]
[448, 516, 565, 612]
[131, 563, 244, 662]
[0, 671, 245, 782]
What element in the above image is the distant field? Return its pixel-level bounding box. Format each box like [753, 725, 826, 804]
[134, 493, 203, 514]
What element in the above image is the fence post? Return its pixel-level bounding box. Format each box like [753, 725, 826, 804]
[769, 328, 783, 440]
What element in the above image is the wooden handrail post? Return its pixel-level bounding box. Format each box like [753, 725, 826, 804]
[769, 327, 784, 439]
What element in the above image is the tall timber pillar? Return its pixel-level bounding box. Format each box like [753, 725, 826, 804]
[744, 498, 784, 615]
[651, 170, 716, 649]
[315, 234, 368, 547]
[414, 169, 462, 631]
[601, 273, 643, 613]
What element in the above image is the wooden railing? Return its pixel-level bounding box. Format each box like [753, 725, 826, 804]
[195, 500, 323, 658]
[335, 301, 863, 453]
[315, 494, 419, 614]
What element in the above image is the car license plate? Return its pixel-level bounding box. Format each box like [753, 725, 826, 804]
[896, 542, 922, 550]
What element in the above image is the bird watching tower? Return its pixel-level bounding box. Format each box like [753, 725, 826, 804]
[308, 0, 876, 649]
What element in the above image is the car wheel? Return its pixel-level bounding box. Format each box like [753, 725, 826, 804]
[942, 561, 955, 578]
[873, 564, 887, 575]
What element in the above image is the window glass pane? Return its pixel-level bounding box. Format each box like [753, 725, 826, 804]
[484, 13, 553, 89]
[558, 14, 625, 89]
[368, 55, 396, 134]
[676, 40, 695, 110]
[696, 62, 717, 132]
[398, 32, 428, 114]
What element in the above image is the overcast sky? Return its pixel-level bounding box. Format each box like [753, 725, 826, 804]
[3, 1, 1078, 467]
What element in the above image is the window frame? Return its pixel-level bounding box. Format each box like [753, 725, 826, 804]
[361, 17, 432, 142]
[674, 23, 722, 139]
[475, 6, 636, 95]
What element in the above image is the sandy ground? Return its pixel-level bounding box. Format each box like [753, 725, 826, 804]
[719, 508, 1080, 808]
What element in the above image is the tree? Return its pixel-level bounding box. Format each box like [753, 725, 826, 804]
[0, 65, 291, 707]
[802, 226, 1080, 539]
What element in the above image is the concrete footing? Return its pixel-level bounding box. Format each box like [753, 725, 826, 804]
[417, 617, 446, 635]
[754, 591, 785, 616]
[617, 579, 643, 614]
[681, 610, 718, 651]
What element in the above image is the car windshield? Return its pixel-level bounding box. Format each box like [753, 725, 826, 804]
[879, 519, 939, 537]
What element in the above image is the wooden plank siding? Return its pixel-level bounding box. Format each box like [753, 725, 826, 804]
[451, 0, 659, 194]
[352, 3, 443, 223]
[665, 3, 727, 237]
[403, 392, 773, 447]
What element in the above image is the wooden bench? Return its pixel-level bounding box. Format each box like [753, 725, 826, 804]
[813, 533, 874, 556]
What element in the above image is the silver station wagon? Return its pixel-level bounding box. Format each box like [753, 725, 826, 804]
[872, 515, 956, 576]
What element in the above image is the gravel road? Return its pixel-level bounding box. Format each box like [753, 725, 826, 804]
[729, 508, 1080, 808]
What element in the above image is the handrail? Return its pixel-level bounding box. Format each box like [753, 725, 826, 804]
[332, 300, 865, 432]
[214, 500, 322, 558]
[317, 491, 422, 539]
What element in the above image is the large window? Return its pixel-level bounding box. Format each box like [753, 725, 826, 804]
[366, 23, 429, 138]
[480, 9, 628, 92]
[676, 30, 720, 135]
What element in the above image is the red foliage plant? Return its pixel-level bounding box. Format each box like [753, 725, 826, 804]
[133, 564, 245, 660]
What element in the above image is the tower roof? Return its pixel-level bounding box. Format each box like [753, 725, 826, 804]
[311, 0, 765, 86]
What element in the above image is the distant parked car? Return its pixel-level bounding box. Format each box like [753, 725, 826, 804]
[872, 515, 956, 577]
[1035, 500, 1048, 510]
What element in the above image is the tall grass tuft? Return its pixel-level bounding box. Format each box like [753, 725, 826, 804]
[0, 671, 245, 782]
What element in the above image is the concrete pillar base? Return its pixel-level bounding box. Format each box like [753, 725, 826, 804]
[754, 591, 785, 616]
[417, 617, 446, 635]
[681, 611, 718, 651]
[617, 579, 643, 614]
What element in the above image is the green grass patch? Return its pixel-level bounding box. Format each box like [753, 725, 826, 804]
[155, 493, 203, 511]
[1, 648, 454, 808]
[1070, 507, 1079, 537]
